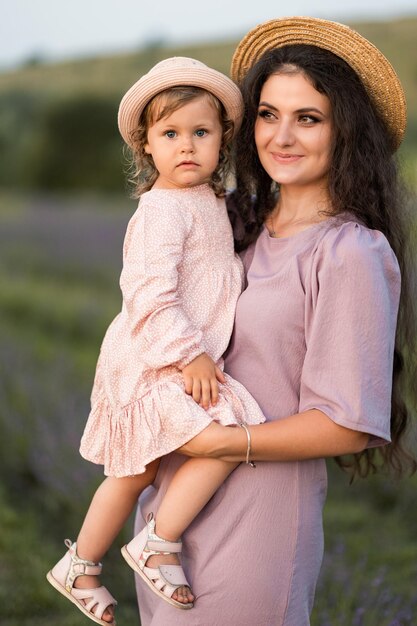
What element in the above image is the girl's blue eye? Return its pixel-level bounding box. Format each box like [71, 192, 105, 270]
[165, 131, 176, 138]
[195, 129, 207, 137]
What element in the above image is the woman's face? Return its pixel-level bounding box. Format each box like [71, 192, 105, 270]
[254, 71, 332, 190]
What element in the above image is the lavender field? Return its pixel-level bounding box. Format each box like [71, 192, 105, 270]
[1, 192, 416, 626]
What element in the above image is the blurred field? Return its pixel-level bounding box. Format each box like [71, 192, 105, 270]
[0, 192, 140, 625]
[0, 192, 416, 625]
[0, 16, 417, 193]
[1, 17, 416, 105]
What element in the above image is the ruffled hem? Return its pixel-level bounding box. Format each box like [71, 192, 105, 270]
[79, 374, 265, 477]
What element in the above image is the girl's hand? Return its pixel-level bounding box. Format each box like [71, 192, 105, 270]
[182, 353, 225, 409]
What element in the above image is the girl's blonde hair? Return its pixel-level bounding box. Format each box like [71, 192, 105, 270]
[125, 86, 234, 197]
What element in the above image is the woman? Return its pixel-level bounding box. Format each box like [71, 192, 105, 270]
[134, 17, 416, 625]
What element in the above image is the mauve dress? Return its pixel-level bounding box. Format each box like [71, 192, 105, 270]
[135, 215, 400, 626]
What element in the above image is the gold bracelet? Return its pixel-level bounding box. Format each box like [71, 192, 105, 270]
[240, 423, 256, 468]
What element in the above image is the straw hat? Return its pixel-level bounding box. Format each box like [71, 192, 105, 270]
[118, 57, 243, 147]
[231, 16, 406, 150]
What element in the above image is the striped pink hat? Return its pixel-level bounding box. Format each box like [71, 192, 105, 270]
[118, 56, 243, 147]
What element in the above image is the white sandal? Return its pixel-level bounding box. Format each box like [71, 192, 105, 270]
[46, 539, 117, 625]
[121, 513, 193, 610]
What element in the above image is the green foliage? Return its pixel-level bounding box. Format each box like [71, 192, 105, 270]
[312, 469, 417, 625]
[26, 95, 125, 190]
[0, 196, 128, 504]
[0, 486, 140, 626]
[0, 18, 416, 193]
[0, 90, 45, 187]
[0, 195, 141, 624]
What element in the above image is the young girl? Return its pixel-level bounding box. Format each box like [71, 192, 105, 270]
[46, 56, 265, 625]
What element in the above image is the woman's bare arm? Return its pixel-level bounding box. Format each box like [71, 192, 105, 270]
[178, 409, 369, 462]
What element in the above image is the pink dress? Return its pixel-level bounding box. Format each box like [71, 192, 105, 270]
[80, 184, 265, 477]
[135, 215, 400, 625]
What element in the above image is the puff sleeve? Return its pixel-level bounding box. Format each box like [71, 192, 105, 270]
[299, 222, 401, 446]
[119, 198, 206, 370]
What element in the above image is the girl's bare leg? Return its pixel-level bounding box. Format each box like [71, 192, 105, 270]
[73, 459, 160, 622]
[155, 457, 238, 540]
[146, 455, 239, 604]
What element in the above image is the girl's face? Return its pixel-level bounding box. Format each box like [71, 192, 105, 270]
[145, 95, 223, 190]
[254, 72, 332, 191]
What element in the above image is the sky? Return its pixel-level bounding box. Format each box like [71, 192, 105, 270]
[1, 0, 417, 69]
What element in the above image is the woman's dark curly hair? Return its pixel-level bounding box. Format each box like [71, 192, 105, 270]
[231, 44, 416, 478]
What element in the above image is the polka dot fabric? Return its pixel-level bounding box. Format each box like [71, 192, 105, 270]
[80, 184, 265, 476]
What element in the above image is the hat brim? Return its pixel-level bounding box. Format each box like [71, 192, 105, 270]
[231, 16, 406, 150]
[118, 65, 243, 147]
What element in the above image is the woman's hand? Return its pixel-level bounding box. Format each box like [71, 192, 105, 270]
[182, 353, 225, 409]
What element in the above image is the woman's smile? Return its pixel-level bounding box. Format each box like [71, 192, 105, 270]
[271, 152, 303, 163]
